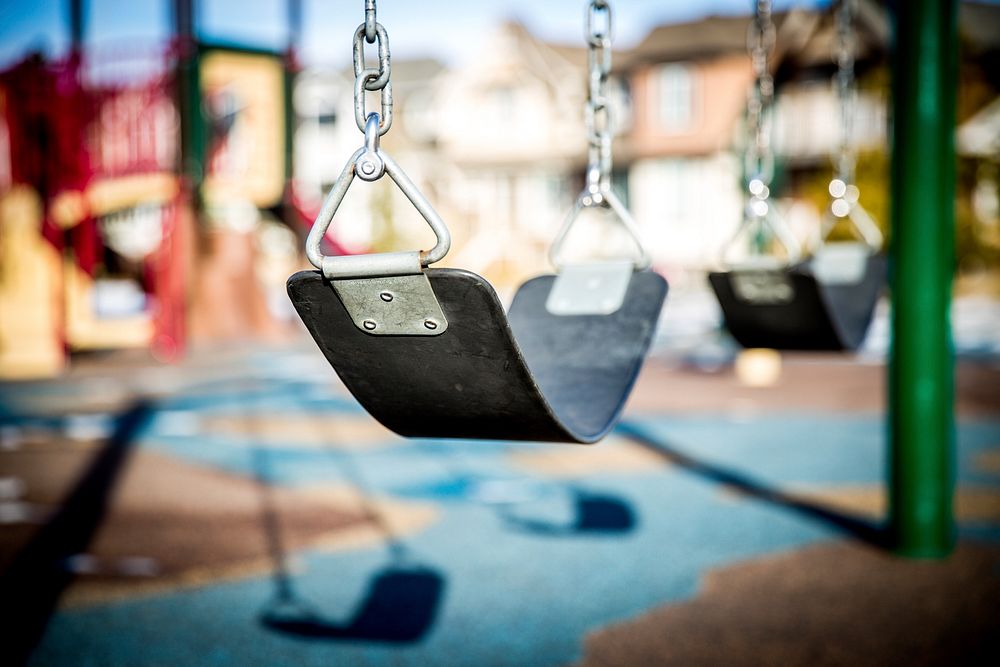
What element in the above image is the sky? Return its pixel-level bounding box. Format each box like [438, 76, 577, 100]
[0, 0, 827, 70]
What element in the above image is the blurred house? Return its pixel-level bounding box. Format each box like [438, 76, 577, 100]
[772, 3, 887, 167]
[428, 21, 613, 287]
[617, 14, 762, 272]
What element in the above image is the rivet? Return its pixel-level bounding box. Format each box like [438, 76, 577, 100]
[362, 319, 377, 330]
[379, 291, 393, 302]
[360, 160, 376, 175]
[423, 319, 438, 330]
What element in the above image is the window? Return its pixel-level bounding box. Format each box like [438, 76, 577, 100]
[657, 63, 695, 132]
[490, 86, 515, 125]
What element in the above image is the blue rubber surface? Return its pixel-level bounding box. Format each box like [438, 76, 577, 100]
[6, 367, 999, 667]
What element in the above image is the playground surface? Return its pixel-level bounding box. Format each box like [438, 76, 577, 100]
[1, 343, 998, 666]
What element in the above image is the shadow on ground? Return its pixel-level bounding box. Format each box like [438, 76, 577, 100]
[250, 412, 446, 645]
[500, 488, 638, 535]
[0, 401, 154, 666]
[617, 421, 889, 548]
[259, 565, 446, 643]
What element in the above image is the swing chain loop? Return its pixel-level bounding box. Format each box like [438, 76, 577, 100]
[585, 0, 613, 200]
[356, 111, 385, 182]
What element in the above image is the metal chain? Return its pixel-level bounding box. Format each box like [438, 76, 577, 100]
[550, 0, 651, 269]
[822, 0, 881, 249]
[353, 0, 393, 135]
[584, 0, 613, 201]
[829, 0, 858, 216]
[725, 0, 802, 264]
[745, 0, 776, 191]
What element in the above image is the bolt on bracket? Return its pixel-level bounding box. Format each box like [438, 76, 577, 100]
[331, 273, 448, 336]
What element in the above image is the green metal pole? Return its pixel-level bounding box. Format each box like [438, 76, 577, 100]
[888, 0, 958, 557]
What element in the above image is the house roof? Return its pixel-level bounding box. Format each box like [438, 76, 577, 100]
[617, 1, 1000, 72]
[621, 14, 753, 67]
[494, 20, 629, 79]
[783, 0, 889, 70]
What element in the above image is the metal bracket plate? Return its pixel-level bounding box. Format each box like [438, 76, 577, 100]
[730, 270, 795, 305]
[331, 273, 448, 336]
[810, 242, 869, 286]
[545, 260, 634, 316]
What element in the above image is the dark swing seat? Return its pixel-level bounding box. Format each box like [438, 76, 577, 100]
[710, 0, 885, 354]
[288, 268, 667, 443]
[708, 252, 885, 351]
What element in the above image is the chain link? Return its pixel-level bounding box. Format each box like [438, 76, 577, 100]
[354, 68, 393, 136]
[364, 0, 377, 43]
[352, 0, 392, 134]
[584, 0, 613, 200]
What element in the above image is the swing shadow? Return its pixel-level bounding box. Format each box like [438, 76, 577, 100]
[500, 488, 637, 536]
[258, 564, 446, 643]
[616, 421, 889, 549]
[419, 440, 637, 536]
[250, 431, 445, 644]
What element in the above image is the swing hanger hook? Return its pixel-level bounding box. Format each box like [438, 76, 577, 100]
[356, 113, 385, 182]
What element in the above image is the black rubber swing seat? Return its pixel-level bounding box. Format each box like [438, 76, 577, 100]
[708, 254, 886, 351]
[287, 268, 667, 443]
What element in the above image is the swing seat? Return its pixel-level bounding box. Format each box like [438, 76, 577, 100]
[708, 251, 885, 351]
[287, 268, 666, 443]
